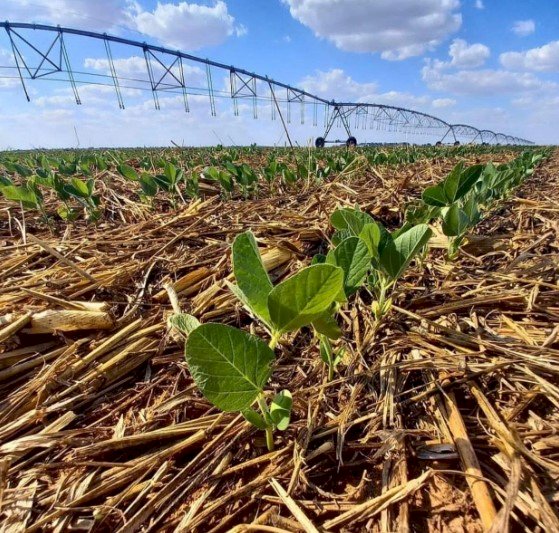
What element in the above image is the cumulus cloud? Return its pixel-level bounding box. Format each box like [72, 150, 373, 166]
[500, 41, 559, 72]
[129, 1, 246, 50]
[422, 62, 556, 95]
[282, 0, 462, 60]
[1, 1, 246, 51]
[1, 0, 129, 31]
[432, 98, 456, 108]
[511, 19, 535, 37]
[299, 68, 457, 111]
[448, 39, 489, 68]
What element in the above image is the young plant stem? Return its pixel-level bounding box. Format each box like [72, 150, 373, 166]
[257, 395, 274, 451]
[268, 332, 281, 351]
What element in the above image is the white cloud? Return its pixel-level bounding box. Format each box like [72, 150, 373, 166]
[511, 19, 535, 37]
[299, 68, 459, 111]
[2, 1, 246, 51]
[500, 41, 559, 72]
[1, 0, 128, 32]
[474, 0, 484, 9]
[299, 68, 378, 101]
[446, 39, 490, 68]
[282, 0, 462, 60]
[422, 61, 556, 95]
[129, 1, 246, 51]
[432, 97, 456, 108]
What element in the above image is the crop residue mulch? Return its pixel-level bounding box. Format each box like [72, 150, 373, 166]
[1, 149, 558, 531]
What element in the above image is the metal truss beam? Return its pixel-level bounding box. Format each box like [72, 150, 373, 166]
[0, 21, 533, 146]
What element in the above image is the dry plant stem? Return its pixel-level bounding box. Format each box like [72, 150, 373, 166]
[442, 390, 497, 530]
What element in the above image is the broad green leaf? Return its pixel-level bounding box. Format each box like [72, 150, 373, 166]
[312, 310, 342, 339]
[422, 185, 447, 207]
[442, 204, 470, 237]
[443, 164, 484, 203]
[185, 323, 275, 412]
[232, 231, 273, 326]
[0, 185, 41, 209]
[268, 264, 344, 334]
[359, 223, 381, 258]
[66, 178, 90, 198]
[462, 195, 480, 225]
[330, 207, 374, 235]
[326, 237, 370, 296]
[332, 228, 353, 246]
[169, 313, 201, 338]
[57, 205, 78, 221]
[139, 173, 158, 196]
[242, 408, 268, 430]
[270, 390, 292, 431]
[311, 253, 327, 265]
[380, 224, 432, 281]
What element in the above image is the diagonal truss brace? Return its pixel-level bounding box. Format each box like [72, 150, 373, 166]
[5, 24, 80, 104]
[143, 47, 189, 112]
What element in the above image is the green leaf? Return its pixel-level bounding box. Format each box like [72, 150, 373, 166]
[0, 185, 41, 209]
[65, 178, 90, 198]
[319, 336, 333, 365]
[462, 195, 480, 225]
[139, 173, 158, 196]
[185, 323, 275, 412]
[422, 185, 447, 207]
[268, 264, 344, 334]
[270, 390, 292, 431]
[331, 228, 353, 246]
[444, 164, 484, 203]
[312, 310, 341, 339]
[169, 313, 201, 338]
[311, 253, 327, 265]
[242, 408, 268, 430]
[116, 163, 139, 181]
[232, 231, 273, 326]
[57, 205, 78, 221]
[330, 207, 374, 235]
[442, 204, 470, 237]
[326, 237, 370, 296]
[359, 223, 381, 258]
[380, 224, 432, 281]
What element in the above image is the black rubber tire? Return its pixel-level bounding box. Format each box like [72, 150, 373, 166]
[346, 136, 357, 147]
[315, 137, 325, 148]
[453, 140, 461, 146]
[435, 141, 442, 146]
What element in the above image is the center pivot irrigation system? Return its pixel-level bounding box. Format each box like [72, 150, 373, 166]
[0, 22, 533, 147]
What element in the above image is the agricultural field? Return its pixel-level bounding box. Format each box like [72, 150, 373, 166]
[1, 144, 558, 532]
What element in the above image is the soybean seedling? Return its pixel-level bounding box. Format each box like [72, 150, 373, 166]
[329, 206, 432, 322]
[171, 230, 344, 450]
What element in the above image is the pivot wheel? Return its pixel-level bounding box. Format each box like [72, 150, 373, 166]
[346, 136, 357, 147]
[315, 137, 325, 148]
[453, 140, 461, 146]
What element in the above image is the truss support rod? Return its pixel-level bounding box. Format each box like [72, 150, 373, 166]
[143, 47, 160, 110]
[206, 64, 216, 117]
[268, 80, 293, 148]
[60, 33, 80, 105]
[5, 27, 30, 101]
[104, 38, 124, 109]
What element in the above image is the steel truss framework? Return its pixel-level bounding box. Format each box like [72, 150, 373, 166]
[0, 22, 533, 146]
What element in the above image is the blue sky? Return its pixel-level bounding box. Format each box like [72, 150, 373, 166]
[0, 0, 558, 148]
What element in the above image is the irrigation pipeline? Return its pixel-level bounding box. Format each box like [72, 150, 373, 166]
[0, 21, 533, 146]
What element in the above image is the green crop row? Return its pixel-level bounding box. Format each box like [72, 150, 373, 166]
[169, 148, 549, 451]
[0, 144, 531, 221]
